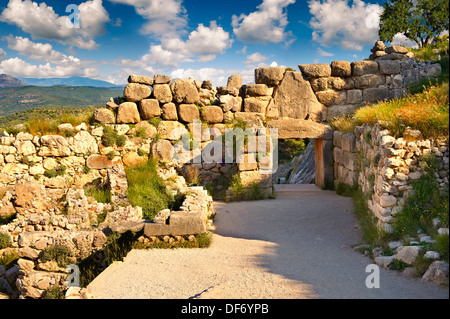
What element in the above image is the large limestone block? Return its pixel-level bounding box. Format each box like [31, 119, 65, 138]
[73, 131, 98, 155]
[274, 71, 324, 121]
[170, 79, 199, 104]
[351, 61, 378, 75]
[396, 246, 422, 265]
[201, 105, 223, 124]
[315, 90, 346, 106]
[227, 75, 242, 88]
[219, 95, 242, 112]
[385, 46, 409, 54]
[139, 99, 161, 120]
[39, 135, 70, 157]
[354, 74, 384, 89]
[378, 60, 401, 75]
[144, 212, 206, 236]
[265, 119, 333, 140]
[157, 121, 188, 140]
[161, 103, 178, 121]
[245, 84, 271, 97]
[123, 83, 152, 102]
[128, 75, 153, 85]
[331, 61, 352, 77]
[255, 67, 286, 86]
[298, 64, 332, 78]
[93, 108, 115, 124]
[14, 140, 36, 156]
[153, 74, 172, 84]
[152, 84, 173, 104]
[243, 97, 271, 113]
[117, 102, 141, 124]
[151, 139, 174, 162]
[178, 104, 200, 123]
[86, 155, 115, 169]
[362, 87, 390, 103]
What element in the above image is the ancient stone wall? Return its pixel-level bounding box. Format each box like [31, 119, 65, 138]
[334, 123, 449, 233]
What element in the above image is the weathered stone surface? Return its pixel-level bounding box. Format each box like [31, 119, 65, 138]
[122, 151, 147, 167]
[255, 67, 286, 86]
[315, 90, 346, 106]
[157, 121, 188, 140]
[310, 78, 328, 92]
[117, 102, 141, 124]
[73, 131, 98, 155]
[378, 60, 401, 75]
[39, 135, 70, 157]
[347, 90, 362, 104]
[331, 61, 352, 77]
[245, 84, 270, 97]
[152, 140, 174, 162]
[139, 99, 161, 120]
[14, 180, 48, 214]
[93, 108, 115, 124]
[144, 212, 206, 236]
[161, 103, 178, 121]
[227, 75, 242, 88]
[354, 74, 384, 89]
[371, 40, 386, 52]
[298, 64, 332, 78]
[170, 79, 199, 104]
[274, 71, 324, 121]
[396, 246, 422, 265]
[152, 84, 172, 104]
[14, 140, 36, 156]
[154, 75, 172, 84]
[135, 121, 157, 138]
[128, 74, 153, 85]
[377, 53, 407, 61]
[243, 97, 271, 113]
[178, 104, 200, 123]
[123, 83, 152, 102]
[362, 87, 390, 103]
[422, 261, 449, 285]
[86, 155, 115, 169]
[385, 46, 409, 54]
[265, 119, 333, 140]
[219, 95, 242, 112]
[201, 105, 223, 124]
[351, 61, 378, 75]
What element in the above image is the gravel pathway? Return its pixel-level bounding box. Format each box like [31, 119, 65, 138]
[88, 185, 449, 299]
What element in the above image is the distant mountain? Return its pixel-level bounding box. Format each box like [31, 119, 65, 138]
[0, 74, 27, 88]
[0, 85, 123, 116]
[19, 76, 121, 88]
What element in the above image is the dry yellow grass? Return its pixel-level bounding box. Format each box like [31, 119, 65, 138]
[331, 82, 449, 138]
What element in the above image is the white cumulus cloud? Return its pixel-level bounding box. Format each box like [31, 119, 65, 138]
[232, 0, 296, 45]
[308, 0, 383, 51]
[0, 0, 110, 50]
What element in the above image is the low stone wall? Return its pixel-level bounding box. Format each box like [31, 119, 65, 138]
[334, 123, 449, 233]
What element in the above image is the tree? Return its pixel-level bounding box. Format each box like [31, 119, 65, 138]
[379, 0, 449, 48]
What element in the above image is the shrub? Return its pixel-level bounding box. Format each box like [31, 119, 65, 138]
[41, 245, 72, 268]
[84, 179, 111, 204]
[0, 233, 12, 249]
[44, 165, 66, 178]
[44, 286, 66, 299]
[102, 126, 127, 147]
[433, 234, 449, 261]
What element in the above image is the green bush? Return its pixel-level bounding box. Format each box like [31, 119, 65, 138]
[0, 233, 12, 249]
[101, 126, 127, 147]
[41, 245, 72, 268]
[44, 165, 66, 178]
[84, 179, 111, 204]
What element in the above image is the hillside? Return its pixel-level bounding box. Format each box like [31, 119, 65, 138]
[0, 74, 27, 88]
[0, 85, 123, 116]
[19, 76, 121, 88]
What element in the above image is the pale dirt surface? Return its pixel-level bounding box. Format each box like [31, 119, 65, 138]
[88, 185, 449, 299]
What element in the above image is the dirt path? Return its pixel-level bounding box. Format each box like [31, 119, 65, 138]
[88, 185, 448, 299]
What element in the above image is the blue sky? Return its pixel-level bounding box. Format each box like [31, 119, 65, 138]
[0, 0, 406, 86]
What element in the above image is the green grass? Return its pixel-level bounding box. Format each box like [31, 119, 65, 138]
[125, 159, 175, 220]
[41, 245, 73, 268]
[84, 179, 112, 204]
[101, 126, 127, 147]
[0, 233, 12, 249]
[278, 139, 307, 164]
